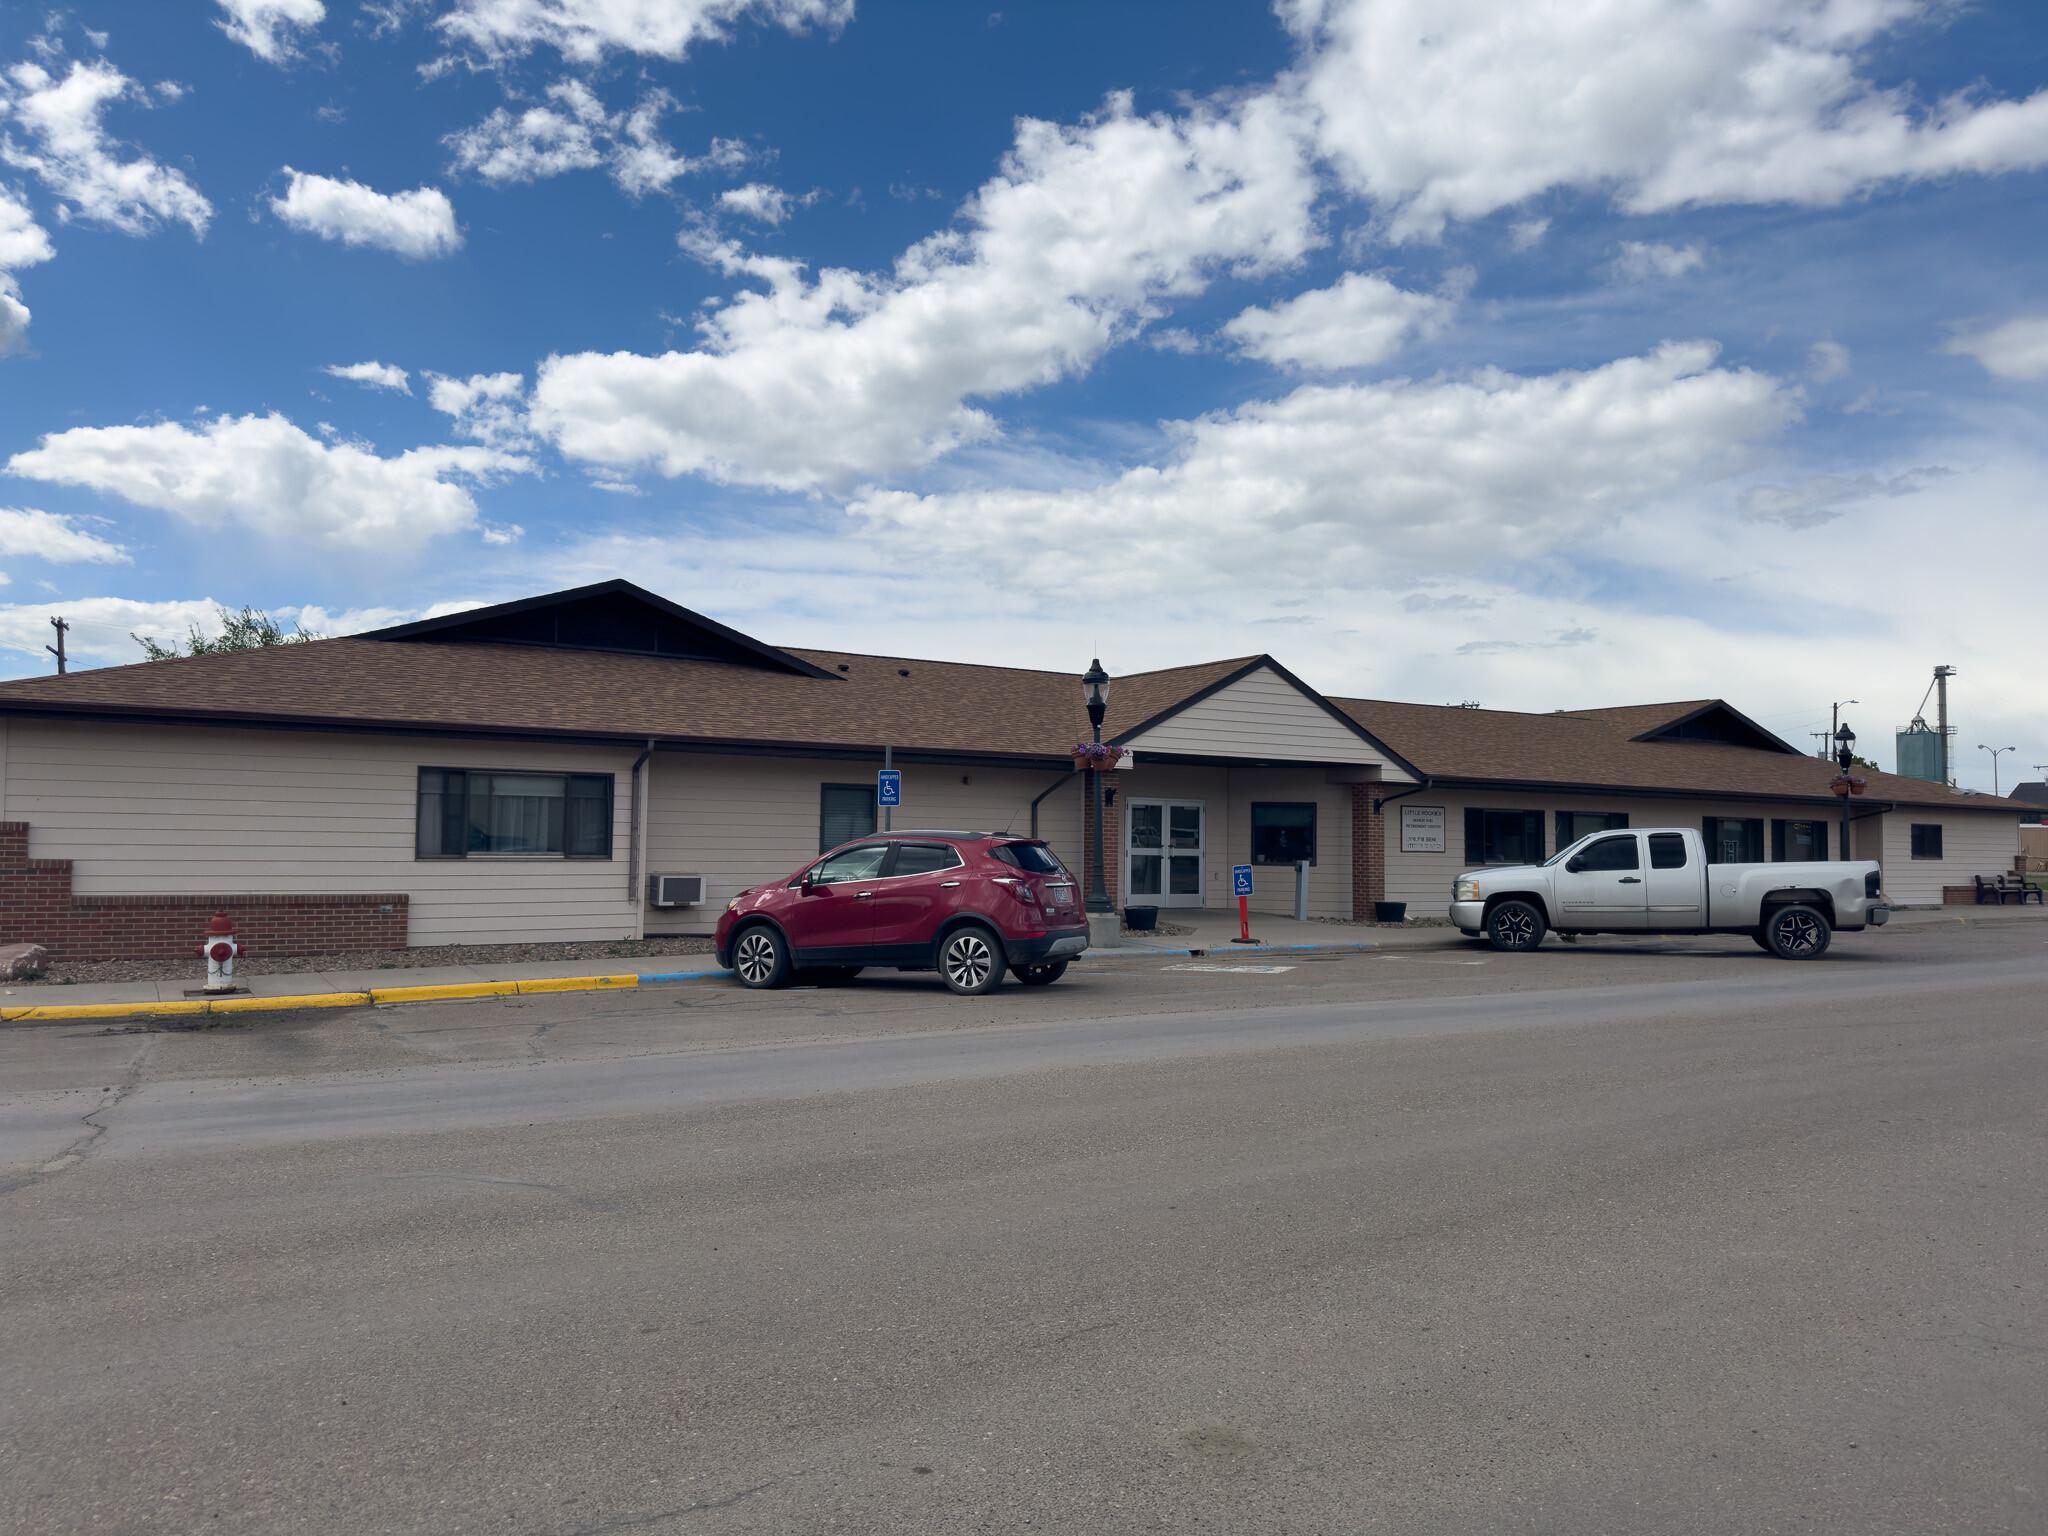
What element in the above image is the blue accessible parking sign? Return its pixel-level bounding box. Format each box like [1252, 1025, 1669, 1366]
[877, 769, 901, 807]
[1232, 864, 1254, 898]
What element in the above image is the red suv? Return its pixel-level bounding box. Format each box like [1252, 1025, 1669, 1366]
[714, 832, 1090, 995]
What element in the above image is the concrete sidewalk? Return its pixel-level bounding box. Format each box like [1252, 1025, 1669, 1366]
[1084, 908, 1460, 959]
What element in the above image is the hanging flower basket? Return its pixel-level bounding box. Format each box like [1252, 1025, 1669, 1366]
[1070, 741, 1122, 772]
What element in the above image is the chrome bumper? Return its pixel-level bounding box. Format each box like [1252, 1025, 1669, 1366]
[1866, 904, 1889, 926]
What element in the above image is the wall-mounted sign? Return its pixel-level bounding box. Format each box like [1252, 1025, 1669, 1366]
[1400, 805, 1446, 853]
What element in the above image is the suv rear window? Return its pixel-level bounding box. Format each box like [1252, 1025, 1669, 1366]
[891, 843, 963, 876]
[991, 842, 1067, 874]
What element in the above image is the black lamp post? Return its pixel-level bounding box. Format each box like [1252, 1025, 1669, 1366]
[1082, 658, 1111, 913]
[1834, 722, 1857, 859]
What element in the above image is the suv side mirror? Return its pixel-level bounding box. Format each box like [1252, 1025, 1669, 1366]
[1565, 855, 1586, 874]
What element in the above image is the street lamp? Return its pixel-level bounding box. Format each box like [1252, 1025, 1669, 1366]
[1082, 659, 1112, 913]
[1834, 722, 1859, 859]
[1979, 744, 2015, 797]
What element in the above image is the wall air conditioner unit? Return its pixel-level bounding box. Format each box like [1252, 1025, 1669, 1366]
[649, 874, 706, 908]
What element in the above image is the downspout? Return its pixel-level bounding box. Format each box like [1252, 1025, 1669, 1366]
[628, 738, 655, 935]
[1366, 779, 1431, 920]
[1372, 780, 1432, 816]
[1029, 770, 1076, 838]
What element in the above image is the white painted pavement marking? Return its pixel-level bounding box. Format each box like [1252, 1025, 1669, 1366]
[1163, 964, 1296, 974]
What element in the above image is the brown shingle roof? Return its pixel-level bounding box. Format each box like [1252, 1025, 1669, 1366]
[0, 638, 1255, 763]
[1330, 695, 2030, 814]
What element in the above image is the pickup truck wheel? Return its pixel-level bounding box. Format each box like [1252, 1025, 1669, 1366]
[1763, 904, 1831, 960]
[1486, 900, 1546, 952]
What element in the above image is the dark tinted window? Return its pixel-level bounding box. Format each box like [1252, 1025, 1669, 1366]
[820, 784, 877, 853]
[1557, 810, 1628, 846]
[416, 768, 611, 859]
[1576, 834, 1639, 871]
[890, 843, 962, 877]
[991, 842, 1066, 873]
[1251, 803, 1317, 865]
[810, 844, 889, 884]
[1648, 833, 1688, 869]
[1910, 823, 1943, 859]
[1465, 808, 1544, 864]
[1704, 817, 1764, 864]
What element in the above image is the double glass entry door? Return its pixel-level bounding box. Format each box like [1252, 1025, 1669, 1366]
[1126, 800, 1205, 908]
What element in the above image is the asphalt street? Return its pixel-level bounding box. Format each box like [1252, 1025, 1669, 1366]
[4, 922, 2045, 1534]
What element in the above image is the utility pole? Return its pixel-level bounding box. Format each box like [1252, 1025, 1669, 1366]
[45, 616, 68, 676]
[1934, 665, 1956, 785]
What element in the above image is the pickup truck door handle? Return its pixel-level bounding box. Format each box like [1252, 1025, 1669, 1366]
[1618, 877, 1643, 884]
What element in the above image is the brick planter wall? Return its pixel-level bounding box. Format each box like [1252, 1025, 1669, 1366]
[1351, 785, 1386, 919]
[0, 821, 408, 960]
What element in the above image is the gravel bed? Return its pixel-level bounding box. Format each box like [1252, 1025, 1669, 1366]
[16, 935, 719, 987]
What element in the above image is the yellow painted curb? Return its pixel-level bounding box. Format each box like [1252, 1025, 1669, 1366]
[370, 980, 524, 1004]
[210, 990, 371, 1013]
[1, 999, 210, 1022]
[515, 974, 638, 994]
[2, 972, 646, 1023]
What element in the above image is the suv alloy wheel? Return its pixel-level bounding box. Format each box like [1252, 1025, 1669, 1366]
[939, 925, 1004, 995]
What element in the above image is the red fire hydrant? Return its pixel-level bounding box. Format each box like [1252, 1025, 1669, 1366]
[197, 910, 246, 993]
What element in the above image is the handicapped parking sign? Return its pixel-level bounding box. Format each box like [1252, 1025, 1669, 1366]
[877, 769, 901, 806]
[1232, 864, 1254, 898]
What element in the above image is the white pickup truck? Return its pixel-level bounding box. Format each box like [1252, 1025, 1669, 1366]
[1448, 826, 1888, 958]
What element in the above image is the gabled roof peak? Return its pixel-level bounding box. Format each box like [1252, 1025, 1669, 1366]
[358, 580, 838, 679]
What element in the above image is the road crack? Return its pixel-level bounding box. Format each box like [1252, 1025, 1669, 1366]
[0, 1032, 158, 1195]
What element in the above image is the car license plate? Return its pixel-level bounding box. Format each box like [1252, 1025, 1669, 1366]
[1048, 884, 1073, 903]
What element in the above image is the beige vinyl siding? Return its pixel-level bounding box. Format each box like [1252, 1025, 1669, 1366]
[1125, 666, 1413, 776]
[641, 756, 1086, 934]
[1874, 809, 2020, 905]
[4, 720, 640, 945]
[1384, 790, 1905, 921]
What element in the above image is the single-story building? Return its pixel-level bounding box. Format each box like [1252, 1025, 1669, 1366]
[0, 581, 2027, 958]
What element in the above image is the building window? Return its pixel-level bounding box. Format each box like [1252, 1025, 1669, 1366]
[1771, 819, 1829, 862]
[1556, 810, 1628, 848]
[1251, 802, 1317, 865]
[416, 769, 612, 859]
[1464, 808, 1544, 865]
[820, 783, 878, 853]
[1703, 816, 1764, 864]
[1910, 823, 1944, 859]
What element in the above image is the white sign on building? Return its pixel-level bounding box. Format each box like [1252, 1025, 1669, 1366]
[1400, 805, 1447, 853]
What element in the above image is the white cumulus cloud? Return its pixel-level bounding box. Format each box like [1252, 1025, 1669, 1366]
[0, 596, 227, 665]
[443, 79, 751, 196]
[848, 342, 1799, 597]
[0, 59, 212, 236]
[323, 360, 411, 393]
[0, 505, 128, 564]
[530, 90, 1319, 491]
[427, 370, 530, 447]
[718, 181, 802, 224]
[1944, 316, 2048, 382]
[434, 0, 852, 64]
[270, 169, 461, 258]
[215, 0, 327, 64]
[6, 413, 528, 551]
[1609, 240, 1705, 282]
[1222, 269, 1458, 370]
[1286, 0, 2048, 240]
[0, 182, 52, 352]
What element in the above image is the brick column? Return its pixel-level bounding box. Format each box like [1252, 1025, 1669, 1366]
[1350, 785, 1385, 920]
[1082, 772, 1122, 908]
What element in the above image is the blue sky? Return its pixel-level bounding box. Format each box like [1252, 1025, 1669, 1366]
[1, 0, 2045, 789]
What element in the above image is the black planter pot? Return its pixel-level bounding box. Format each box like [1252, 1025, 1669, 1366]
[1123, 905, 1159, 932]
[1373, 901, 1407, 923]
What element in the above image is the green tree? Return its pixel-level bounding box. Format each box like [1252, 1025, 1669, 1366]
[132, 606, 320, 661]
